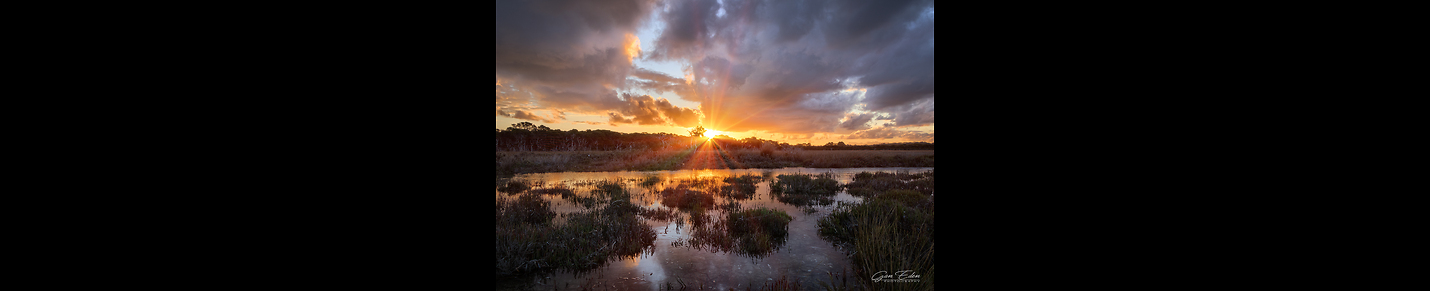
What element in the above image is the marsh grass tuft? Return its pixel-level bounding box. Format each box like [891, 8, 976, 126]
[659, 185, 716, 210]
[718, 174, 761, 199]
[639, 175, 663, 187]
[759, 275, 800, 291]
[816, 185, 936, 290]
[672, 207, 792, 258]
[497, 179, 531, 194]
[845, 170, 935, 197]
[769, 172, 841, 206]
[494, 180, 657, 277]
[528, 186, 575, 198]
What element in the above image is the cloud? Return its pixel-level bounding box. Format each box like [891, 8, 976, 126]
[494, 0, 659, 113]
[494, 0, 935, 140]
[646, 0, 721, 61]
[845, 127, 903, 139]
[628, 67, 699, 101]
[839, 112, 880, 130]
[646, 0, 934, 135]
[608, 112, 635, 125]
[845, 126, 934, 142]
[885, 97, 934, 127]
[607, 93, 705, 127]
[499, 109, 558, 123]
[653, 98, 702, 127]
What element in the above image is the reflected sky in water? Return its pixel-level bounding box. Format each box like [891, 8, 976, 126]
[495, 167, 933, 290]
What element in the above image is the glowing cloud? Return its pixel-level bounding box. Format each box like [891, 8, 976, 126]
[624, 33, 642, 63]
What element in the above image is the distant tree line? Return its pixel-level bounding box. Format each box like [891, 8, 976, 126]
[495, 122, 686, 151]
[495, 122, 935, 151]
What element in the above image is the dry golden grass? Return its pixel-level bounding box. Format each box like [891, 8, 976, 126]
[495, 149, 933, 176]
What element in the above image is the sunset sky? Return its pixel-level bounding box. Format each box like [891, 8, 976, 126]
[496, 0, 934, 145]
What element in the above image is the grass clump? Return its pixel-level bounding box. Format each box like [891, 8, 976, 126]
[639, 175, 662, 187]
[590, 181, 631, 200]
[672, 207, 792, 258]
[528, 186, 574, 198]
[494, 181, 657, 277]
[659, 185, 716, 210]
[718, 174, 761, 199]
[769, 173, 841, 206]
[844, 171, 935, 197]
[817, 188, 935, 290]
[723, 174, 763, 184]
[758, 275, 800, 291]
[558, 180, 628, 209]
[878, 189, 930, 208]
[495, 193, 556, 225]
[497, 179, 531, 194]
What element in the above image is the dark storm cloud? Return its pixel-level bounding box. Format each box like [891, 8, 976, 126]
[627, 67, 699, 101]
[646, 0, 721, 61]
[847, 7, 935, 111]
[823, 0, 931, 48]
[650, 0, 934, 136]
[494, 0, 659, 113]
[766, 0, 823, 42]
[630, 67, 687, 85]
[886, 98, 934, 127]
[693, 56, 752, 89]
[839, 112, 879, 130]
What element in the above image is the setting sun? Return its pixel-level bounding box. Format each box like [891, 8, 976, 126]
[703, 129, 724, 138]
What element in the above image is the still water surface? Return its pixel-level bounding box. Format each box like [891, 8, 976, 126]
[494, 167, 933, 290]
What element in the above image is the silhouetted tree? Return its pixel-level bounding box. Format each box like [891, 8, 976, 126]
[509, 122, 538, 131]
[689, 126, 706, 138]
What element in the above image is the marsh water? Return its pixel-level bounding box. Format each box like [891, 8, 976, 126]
[494, 167, 934, 290]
